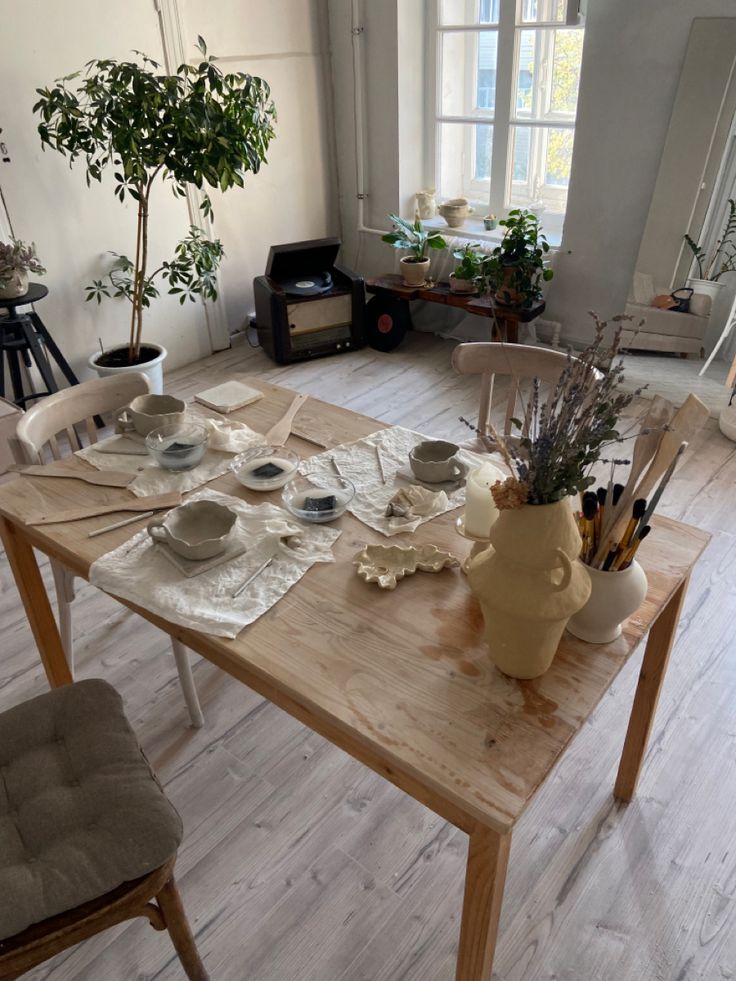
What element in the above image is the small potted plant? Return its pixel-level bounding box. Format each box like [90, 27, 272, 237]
[382, 214, 447, 287]
[684, 197, 736, 304]
[478, 209, 553, 308]
[0, 239, 45, 299]
[483, 215, 497, 231]
[450, 243, 483, 294]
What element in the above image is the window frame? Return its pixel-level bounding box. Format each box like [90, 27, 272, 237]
[427, 0, 584, 221]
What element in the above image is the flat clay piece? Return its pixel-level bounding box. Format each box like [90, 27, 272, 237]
[304, 494, 336, 513]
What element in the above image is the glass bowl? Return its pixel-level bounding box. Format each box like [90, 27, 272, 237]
[230, 445, 300, 491]
[282, 472, 355, 523]
[146, 422, 209, 471]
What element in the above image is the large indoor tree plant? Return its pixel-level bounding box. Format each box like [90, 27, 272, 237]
[33, 38, 276, 380]
[478, 208, 552, 308]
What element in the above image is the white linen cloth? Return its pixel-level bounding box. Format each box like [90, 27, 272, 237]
[89, 489, 340, 639]
[77, 413, 266, 498]
[301, 426, 493, 536]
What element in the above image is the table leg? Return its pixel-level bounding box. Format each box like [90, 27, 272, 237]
[455, 825, 511, 981]
[614, 575, 689, 802]
[0, 516, 72, 688]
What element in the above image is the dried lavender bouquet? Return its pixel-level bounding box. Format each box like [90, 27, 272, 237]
[464, 312, 643, 509]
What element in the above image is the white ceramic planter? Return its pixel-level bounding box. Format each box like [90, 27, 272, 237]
[567, 560, 648, 644]
[686, 277, 724, 305]
[449, 274, 476, 294]
[0, 270, 29, 299]
[400, 256, 430, 287]
[719, 399, 736, 442]
[89, 343, 167, 395]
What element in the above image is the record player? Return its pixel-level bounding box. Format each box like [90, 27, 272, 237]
[254, 237, 365, 364]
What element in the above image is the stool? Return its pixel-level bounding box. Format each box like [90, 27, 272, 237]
[0, 679, 208, 980]
[0, 283, 81, 408]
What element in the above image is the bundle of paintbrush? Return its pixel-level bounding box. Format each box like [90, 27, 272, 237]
[578, 488, 651, 571]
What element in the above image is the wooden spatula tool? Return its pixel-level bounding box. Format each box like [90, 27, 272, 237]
[264, 393, 309, 445]
[630, 393, 708, 505]
[9, 463, 137, 488]
[25, 491, 182, 526]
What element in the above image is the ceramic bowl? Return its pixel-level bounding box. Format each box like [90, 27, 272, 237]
[354, 543, 460, 590]
[282, 472, 355, 523]
[146, 422, 209, 471]
[115, 393, 186, 436]
[230, 445, 300, 491]
[409, 440, 468, 483]
[148, 500, 238, 560]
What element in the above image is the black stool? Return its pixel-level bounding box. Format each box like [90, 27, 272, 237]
[0, 282, 81, 407]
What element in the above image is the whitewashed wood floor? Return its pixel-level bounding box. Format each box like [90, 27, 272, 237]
[2, 331, 736, 981]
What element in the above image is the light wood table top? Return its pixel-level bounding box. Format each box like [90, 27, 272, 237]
[0, 379, 709, 834]
[0, 378, 710, 980]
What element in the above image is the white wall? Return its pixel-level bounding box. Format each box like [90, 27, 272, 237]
[328, 0, 736, 351]
[0, 0, 337, 377]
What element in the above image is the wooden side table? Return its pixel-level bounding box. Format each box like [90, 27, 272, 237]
[0, 283, 82, 406]
[365, 274, 545, 349]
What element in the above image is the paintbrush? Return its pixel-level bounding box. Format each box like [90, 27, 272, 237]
[596, 486, 607, 537]
[635, 442, 687, 538]
[581, 492, 598, 563]
[619, 498, 647, 552]
[617, 525, 651, 571]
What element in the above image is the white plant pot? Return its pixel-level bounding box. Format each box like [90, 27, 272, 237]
[449, 274, 476, 294]
[88, 343, 167, 395]
[686, 277, 724, 305]
[400, 256, 430, 287]
[0, 270, 29, 299]
[567, 560, 648, 644]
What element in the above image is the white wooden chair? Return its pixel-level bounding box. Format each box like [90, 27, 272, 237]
[451, 342, 595, 442]
[14, 373, 204, 728]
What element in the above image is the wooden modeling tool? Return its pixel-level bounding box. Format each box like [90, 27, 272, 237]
[9, 463, 137, 488]
[25, 491, 182, 526]
[264, 393, 309, 446]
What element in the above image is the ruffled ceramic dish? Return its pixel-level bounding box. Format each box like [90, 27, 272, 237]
[354, 543, 460, 590]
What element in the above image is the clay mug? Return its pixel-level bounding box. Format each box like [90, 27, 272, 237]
[409, 440, 468, 483]
[115, 393, 186, 437]
[147, 500, 238, 561]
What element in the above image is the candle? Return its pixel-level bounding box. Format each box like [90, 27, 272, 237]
[464, 464, 501, 539]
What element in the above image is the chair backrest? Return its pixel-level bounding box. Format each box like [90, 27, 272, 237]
[451, 342, 596, 439]
[16, 372, 152, 464]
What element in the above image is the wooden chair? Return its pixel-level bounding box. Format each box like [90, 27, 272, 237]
[13, 373, 204, 728]
[0, 680, 208, 980]
[451, 342, 595, 441]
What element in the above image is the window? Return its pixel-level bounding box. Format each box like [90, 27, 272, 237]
[430, 0, 584, 229]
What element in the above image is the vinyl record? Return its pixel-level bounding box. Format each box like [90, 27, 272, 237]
[365, 294, 410, 351]
[279, 272, 333, 296]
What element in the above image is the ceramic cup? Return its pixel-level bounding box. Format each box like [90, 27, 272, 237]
[409, 440, 468, 483]
[147, 500, 238, 561]
[115, 393, 187, 437]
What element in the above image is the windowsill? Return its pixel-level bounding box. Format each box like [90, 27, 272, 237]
[423, 215, 562, 248]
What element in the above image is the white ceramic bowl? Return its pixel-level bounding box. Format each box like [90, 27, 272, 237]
[230, 445, 300, 491]
[282, 472, 355, 523]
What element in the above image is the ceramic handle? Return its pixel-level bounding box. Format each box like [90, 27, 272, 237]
[147, 516, 168, 543]
[115, 408, 134, 433]
[551, 547, 573, 592]
[452, 459, 469, 479]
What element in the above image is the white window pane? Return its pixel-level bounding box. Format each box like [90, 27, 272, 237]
[515, 30, 536, 116]
[508, 125, 573, 214]
[550, 30, 583, 114]
[440, 31, 498, 116]
[519, 0, 566, 24]
[438, 121, 493, 203]
[440, 0, 499, 25]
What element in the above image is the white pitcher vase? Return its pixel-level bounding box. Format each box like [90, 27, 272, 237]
[467, 499, 591, 679]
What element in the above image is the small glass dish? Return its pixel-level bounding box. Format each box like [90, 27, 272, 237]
[230, 445, 300, 491]
[282, 472, 355, 523]
[146, 422, 209, 471]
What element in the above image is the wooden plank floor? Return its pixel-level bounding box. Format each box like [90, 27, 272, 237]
[2, 331, 735, 980]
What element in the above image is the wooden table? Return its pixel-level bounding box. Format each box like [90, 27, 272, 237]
[366, 274, 545, 345]
[0, 381, 710, 980]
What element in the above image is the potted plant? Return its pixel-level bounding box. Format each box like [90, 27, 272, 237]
[382, 214, 447, 287]
[478, 209, 553, 308]
[0, 239, 45, 299]
[450, 243, 483, 294]
[684, 198, 736, 303]
[34, 38, 275, 391]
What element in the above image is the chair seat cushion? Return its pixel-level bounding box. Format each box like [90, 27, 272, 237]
[0, 679, 182, 941]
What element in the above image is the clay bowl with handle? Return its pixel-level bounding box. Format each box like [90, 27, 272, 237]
[115, 393, 187, 437]
[147, 500, 238, 561]
[409, 440, 468, 483]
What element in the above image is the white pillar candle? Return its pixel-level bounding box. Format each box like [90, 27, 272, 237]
[464, 463, 502, 539]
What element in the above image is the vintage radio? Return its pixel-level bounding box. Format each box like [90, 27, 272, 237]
[253, 238, 365, 365]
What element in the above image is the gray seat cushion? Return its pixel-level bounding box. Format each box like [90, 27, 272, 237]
[0, 679, 182, 941]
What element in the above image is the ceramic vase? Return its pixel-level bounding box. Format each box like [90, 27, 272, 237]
[0, 269, 28, 299]
[467, 499, 591, 679]
[567, 560, 648, 644]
